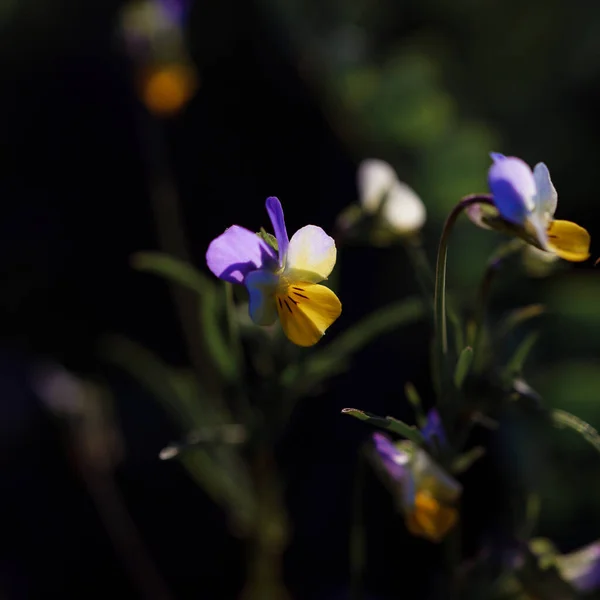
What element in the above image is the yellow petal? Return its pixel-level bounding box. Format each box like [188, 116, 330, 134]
[285, 226, 337, 282]
[276, 282, 342, 347]
[546, 220, 591, 262]
[405, 491, 458, 543]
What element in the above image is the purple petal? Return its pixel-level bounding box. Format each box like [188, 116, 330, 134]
[488, 155, 536, 226]
[372, 432, 409, 481]
[206, 225, 277, 284]
[159, 0, 188, 24]
[421, 409, 447, 447]
[265, 197, 289, 265]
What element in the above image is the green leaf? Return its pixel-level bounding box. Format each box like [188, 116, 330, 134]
[451, 446, 485, 474]
[131, 251, 238, 384]
[498, 304, 546, 338]
[454, 346, 473, 389]
[341, 408, 425, 445]
[257, 228, 278, 252]
[504, 331, 540, 379]
[131, 251, 214, 296]
[404, 382, 426, 428]
[282, 297, 425, 397]
[99, 335, 255, 528]
[99, 334, 214, 429]
[552, 409, 600, 454]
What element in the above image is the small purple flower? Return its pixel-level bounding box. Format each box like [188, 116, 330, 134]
[206, 197, 342, 346]
[467, 153, 590, 262]
[421, 409, 446, 448]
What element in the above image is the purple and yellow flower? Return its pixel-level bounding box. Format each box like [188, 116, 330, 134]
[371, 429, 461, 543]
[206, 197, 342, 347]
[468, 153, 591, 262]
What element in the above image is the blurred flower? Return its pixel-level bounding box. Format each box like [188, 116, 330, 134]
[556, 540, 600, 592]
[371, 432, 461, 542]
[33, 363, 123, 471]
[120, 0, 198, 116]
[336, 159, 426, 244]
[467, 153, 590, 262]
[358, 159, 426, 236]
[206, 197, 342, 346]
[420, 408, 446, 448]
[530, 537, 600, 593]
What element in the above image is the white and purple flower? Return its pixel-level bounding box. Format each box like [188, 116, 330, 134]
[468, 153, 590, 262]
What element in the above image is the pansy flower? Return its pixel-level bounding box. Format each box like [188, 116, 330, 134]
[468, 153, 591, 262]
[206, 197, 342, 347]
[358, 159, 427, 236]
[371, 431, 461, 543]
[336, 159, 426, 244]
[120, 0, 197, 116]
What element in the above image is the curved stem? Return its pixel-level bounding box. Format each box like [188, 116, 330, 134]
[433, 195, 494, 393]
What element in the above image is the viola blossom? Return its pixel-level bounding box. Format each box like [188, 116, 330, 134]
[206, 197, 342, 347]
[467, 153, 591, 262]
[527, 538, 600, 594]
[120, 0, 197, 116]
[336, 159, 426, 243]
[371, 422, 461, 543]
[358, 159, 426, 236]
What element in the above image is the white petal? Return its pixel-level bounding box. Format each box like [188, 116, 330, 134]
[381, 180, 426, 234]
[357, 159, 398, 214]
[285, 225, 336, 282]
[533, 162, 558, 221]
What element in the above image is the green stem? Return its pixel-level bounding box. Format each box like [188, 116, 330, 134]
[433, 195, 494, 394]
[350, 453, 366, 600]
[239, 449, 290, 600]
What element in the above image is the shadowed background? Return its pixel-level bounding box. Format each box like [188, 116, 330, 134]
[1, 0, 600, 598]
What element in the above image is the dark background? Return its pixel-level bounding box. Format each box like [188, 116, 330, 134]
[2, 0, 600, 598]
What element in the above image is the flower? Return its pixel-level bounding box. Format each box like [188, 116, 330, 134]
[358, 159, 426, 236]
[420, 408, 446, 448]
[206, 197, 342, 347]
[371, 431, 461, 542]
[467, 153, 590, 262]
[120, 0, 197, 116]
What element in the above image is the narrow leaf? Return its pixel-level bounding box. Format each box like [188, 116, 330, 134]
[451, 446, 486, 474]
[454, 346, 473, 389]
[552, 409, 600, 454]
[505, 332, 540, 378]
[131, 251, 214, 296]
[132, 251, 238, 383]
[499, 304, 546, 338]
[404, 382, 426, 428]
[341, 408, 424, 445]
